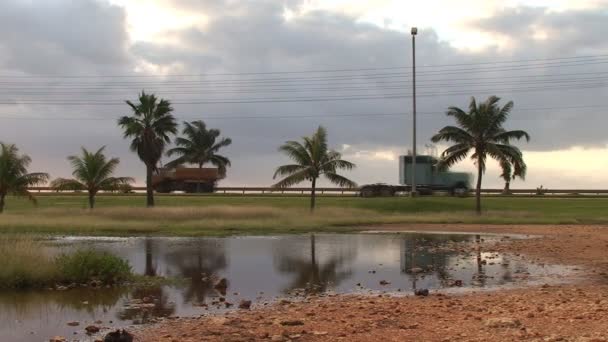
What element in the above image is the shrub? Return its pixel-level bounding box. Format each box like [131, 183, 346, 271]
[56, 250, 132, 285]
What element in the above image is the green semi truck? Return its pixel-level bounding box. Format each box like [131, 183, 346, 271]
[359, 155, 472, 197]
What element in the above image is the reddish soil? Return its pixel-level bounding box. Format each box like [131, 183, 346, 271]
[135, 224, 608, 342]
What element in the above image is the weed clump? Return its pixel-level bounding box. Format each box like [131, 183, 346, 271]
[55, 250, 132, 285]
[0, 236, 133, 289]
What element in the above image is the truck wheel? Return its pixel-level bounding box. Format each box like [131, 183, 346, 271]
[360, 188, 375, 197]
[379, 188, 394, 197]
[452, 184, 468, 197]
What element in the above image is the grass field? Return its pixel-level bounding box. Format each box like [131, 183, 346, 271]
[1, 194, 607, 236]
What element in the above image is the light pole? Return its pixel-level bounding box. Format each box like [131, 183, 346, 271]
[410, 27, 418, 197]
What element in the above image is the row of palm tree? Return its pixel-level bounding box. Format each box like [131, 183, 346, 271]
[0, 93, 527, 215]
[118, 92, 232, 207]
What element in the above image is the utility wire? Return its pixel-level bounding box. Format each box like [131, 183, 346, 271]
[1, 81, 606, 105]
[0, 59, 606, 87]
[1, 104, 606, 121]
[1, 54, 607, 79]
[2, 76, 607, 96]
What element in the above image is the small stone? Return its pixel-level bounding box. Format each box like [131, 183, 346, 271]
[485, 318, 522, 328]
[379, 280, 390, 286]
[103, 329, 134, 342]
[66, 321, 79, 326]
[85, 325, 100, 334]
[238, 300, 252, 309]
[49, 337, 67, 342]
[415, 289, 429, 296]
[280, 320, 304, 326]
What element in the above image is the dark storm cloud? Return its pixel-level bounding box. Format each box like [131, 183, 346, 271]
[1, 0, 607, 186]
[0, 0, 131, 75]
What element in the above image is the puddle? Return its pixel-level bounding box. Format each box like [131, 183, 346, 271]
[0, 233, 577, 341]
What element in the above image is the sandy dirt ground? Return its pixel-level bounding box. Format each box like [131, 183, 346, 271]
[135, 224, 608, 342]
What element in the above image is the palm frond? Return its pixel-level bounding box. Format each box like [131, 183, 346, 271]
[272, 170, 310, 188]
[493, 130, 530, 143]
[278, 141, 313, 167]
[431, 126, 475, 144]
[273, 164, 308, 179]
[50, 178, 85, 191]
[438, 144, 470, 170]
[323, 172, 357, 188]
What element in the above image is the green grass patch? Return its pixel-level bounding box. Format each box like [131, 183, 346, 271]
[55, 250, 132, 285]
[0, 236, 134, 289]
[1, 195, 607, 236]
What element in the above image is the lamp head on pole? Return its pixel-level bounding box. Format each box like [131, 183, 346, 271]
[411, 27, 418, 35]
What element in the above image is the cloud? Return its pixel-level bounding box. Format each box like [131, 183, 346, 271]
[0, 0, 608, 189]
[0, 0, 131, 75]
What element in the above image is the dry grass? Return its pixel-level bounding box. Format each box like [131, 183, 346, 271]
[0, 236, 57, 288]
[0, 205, 552, 236]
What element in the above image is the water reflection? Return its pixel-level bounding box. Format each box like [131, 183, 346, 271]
[164, 239, 227, 303]
[0, 233, 574, 342]
[118, 286, 175, 323]
[273, 234, 356, 294]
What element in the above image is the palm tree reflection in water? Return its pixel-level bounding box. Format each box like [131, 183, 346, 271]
[164, 240, 227, 304]
[275, 234, 356, 295]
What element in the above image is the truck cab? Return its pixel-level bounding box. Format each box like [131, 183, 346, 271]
[399, 155, 471, 195]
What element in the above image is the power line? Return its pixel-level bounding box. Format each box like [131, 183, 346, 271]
[1, 104, 606, 121]
[1, 81, 606, 105]
[1, 54, 608, 79]
[2, 76, 607, 97]
[0, 58, 606, 88]
[2, 70, 608, 93]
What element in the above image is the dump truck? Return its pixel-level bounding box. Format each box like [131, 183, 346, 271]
[359, 155, 472, 197]
[152, 167, 220, 193]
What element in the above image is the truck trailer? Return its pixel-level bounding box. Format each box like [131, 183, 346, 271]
[152, 167, 220, 193]
[359, 155, 472, 197]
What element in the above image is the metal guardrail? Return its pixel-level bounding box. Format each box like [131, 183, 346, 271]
[26, 186, 608, 196]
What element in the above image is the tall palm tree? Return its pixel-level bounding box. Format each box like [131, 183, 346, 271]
[499, 159, 526, 194]
[50, 146, 134, 209]
[431, 96, 529, 214]
[0, 143, 49, 213]
[273, 126, 356, 211]
[166, 120, 232, 192]
[118, 91, 178, 207]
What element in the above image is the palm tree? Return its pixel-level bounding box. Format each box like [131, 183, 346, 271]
[431, 96, 529, 214]
[118, 91, 178, 207]
[0, 143, 49, 213]
[273, 126, 356, 211]
[166, 120, 232, 192]
[50, 146, 134, 209]
[499, 159, 526, 194]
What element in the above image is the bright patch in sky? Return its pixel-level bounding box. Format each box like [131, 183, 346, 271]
[109, 0, 207, 42]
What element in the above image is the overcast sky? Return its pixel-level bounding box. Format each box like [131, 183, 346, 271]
[1, 0, 607, 188]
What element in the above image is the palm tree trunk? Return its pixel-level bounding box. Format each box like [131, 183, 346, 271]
[310, 178, 317, 212]
[503, 181, 511, 194]
[475, 156, 483, 215]
[145, 238, 156, 276]
[310, 234, 316, 267]
[0, 193, 5, 213]
[197, 162, 203, 193]
[88, 191, 95, 209]
[146, 164, 155, 207]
